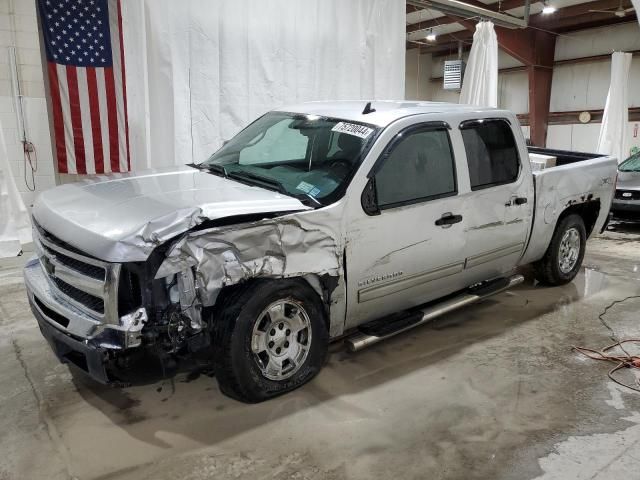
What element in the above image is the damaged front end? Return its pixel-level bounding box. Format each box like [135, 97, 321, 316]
[155, 217, 341, 306]
[26, 209, 344, 385]
[159, 212, 344, 350]
[141, 213, 344, 361]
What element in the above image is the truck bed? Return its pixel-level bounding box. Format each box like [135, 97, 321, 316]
[528, 146, 602, 167]
[519, 147, 617, 266]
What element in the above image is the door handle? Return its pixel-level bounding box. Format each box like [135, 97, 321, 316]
[505, 196, 528, 207]
[435, 213, 463, 227]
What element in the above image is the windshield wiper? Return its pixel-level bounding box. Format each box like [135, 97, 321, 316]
[227, 170, 323, 208]
[227, 170, 285, 192]
[201, 163, 228, 178]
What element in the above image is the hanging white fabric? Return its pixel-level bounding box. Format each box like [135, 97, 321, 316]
[633, 0, 640, 27]
[597, 52, 632, 163]
[121, 0, 406, 170]
[0, 119, 32, 258]
[459, 21, 498, 108]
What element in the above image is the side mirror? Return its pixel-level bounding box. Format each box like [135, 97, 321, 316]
[361, 177, 380, 216]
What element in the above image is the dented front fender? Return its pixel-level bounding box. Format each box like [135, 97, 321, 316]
[157, 216, 341, 304]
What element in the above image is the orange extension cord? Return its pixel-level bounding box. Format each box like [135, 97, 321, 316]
[572, 295, 640, 393]
[573, 341, 640, 393]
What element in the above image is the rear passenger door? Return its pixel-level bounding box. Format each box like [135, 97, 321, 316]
[459, 118, 534, 281]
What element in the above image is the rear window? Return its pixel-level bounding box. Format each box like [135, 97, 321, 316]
[461, 119, 520, 190]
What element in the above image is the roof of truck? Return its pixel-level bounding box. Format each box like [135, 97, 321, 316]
[275, 100, 507, 128]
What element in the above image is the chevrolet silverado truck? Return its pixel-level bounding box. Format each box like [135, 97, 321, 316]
[25, 101, 617, 403]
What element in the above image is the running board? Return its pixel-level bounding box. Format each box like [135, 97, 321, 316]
[346, 274, 525, 352]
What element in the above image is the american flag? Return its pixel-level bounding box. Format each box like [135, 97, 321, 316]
[38, 0, 130, 174]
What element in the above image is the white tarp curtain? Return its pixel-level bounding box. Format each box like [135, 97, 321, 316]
[121, 0, 406, 170]
[597, 52, 632, 163]
[0, 120, 31, 258]
[459, 21, 498, 108]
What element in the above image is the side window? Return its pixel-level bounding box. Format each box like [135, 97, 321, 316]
[375, 128, 457, 208]
[460, 119, 520, 190]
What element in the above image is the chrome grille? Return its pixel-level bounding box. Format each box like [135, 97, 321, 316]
[52, 277, 105, 313]
[40, 243, 106, 280]
[33, 222, 120, 323]
[615, 189, 640, 200]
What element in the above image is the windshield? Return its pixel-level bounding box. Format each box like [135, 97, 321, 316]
[199, 112, 379, 205]
[619, 152, 640, 172]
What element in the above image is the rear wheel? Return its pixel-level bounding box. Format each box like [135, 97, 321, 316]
[534, 214, 586, 286]
[212, 279, 328, 403]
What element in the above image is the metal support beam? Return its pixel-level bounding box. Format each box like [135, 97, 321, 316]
[407, 0, 527, 32]
[528, 66, 554, 146]
[407, 0, 528, 28]
[497, 29, 556, 146]
[407, 0, 634, 34]
[411, 15, 637, 53]
[495, 27, 556, 67]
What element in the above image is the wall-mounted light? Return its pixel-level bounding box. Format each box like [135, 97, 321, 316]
[426, 29, 437, 42]
[541, 1, 557, 14]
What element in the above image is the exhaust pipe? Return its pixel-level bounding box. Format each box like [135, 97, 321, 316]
[346, 274, 524, 352]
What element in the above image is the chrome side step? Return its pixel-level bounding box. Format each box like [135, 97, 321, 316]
[346, 274, 525, 352]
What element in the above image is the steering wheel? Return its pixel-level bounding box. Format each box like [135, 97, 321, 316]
[327, 158, 352, 176]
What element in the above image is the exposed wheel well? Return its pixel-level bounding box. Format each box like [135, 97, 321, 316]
[558, 199, 601, 238]
[211, 277, 331, 331]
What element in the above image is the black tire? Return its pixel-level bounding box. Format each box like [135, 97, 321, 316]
[211, 279, 329, 403]
[534, 213, 586, 286]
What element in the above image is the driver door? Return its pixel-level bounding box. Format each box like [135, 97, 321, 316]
[344, 123, 468, 327]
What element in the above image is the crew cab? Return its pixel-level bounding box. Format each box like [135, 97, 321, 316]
[24, 101, 617, 403]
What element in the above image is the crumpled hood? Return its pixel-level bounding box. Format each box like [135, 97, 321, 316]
[32, 165, 309, 262]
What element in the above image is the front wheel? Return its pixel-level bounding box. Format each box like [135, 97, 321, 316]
[534, 213, 586, 286]
[212, 279, 329, 403]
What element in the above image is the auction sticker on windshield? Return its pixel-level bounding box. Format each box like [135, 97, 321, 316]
[332, 122, 373, 139]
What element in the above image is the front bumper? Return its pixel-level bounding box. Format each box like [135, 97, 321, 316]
[611, 199, 640, 215]
[30, 296, 112, 383]
[24, 257, 110, 338]
[24, 257, 148, 384]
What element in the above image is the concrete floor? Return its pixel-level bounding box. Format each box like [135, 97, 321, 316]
[1, 222, 640, 480]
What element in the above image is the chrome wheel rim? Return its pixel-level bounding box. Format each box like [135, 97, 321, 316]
[558, 227, 581, 274]
[251, 299, 312, 381]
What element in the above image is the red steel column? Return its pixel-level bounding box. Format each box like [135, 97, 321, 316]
[497, 28, 556, 146]
[528, 65, 554, 146]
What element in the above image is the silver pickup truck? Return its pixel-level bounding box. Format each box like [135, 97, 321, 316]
[24, 101, 617, 402]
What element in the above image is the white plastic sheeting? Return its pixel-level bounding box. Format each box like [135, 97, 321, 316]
[597, 52, 632, 163]
[121, 0, 405, 170]
[0, 120, 31, 257]
[459, 21, 498, 108]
